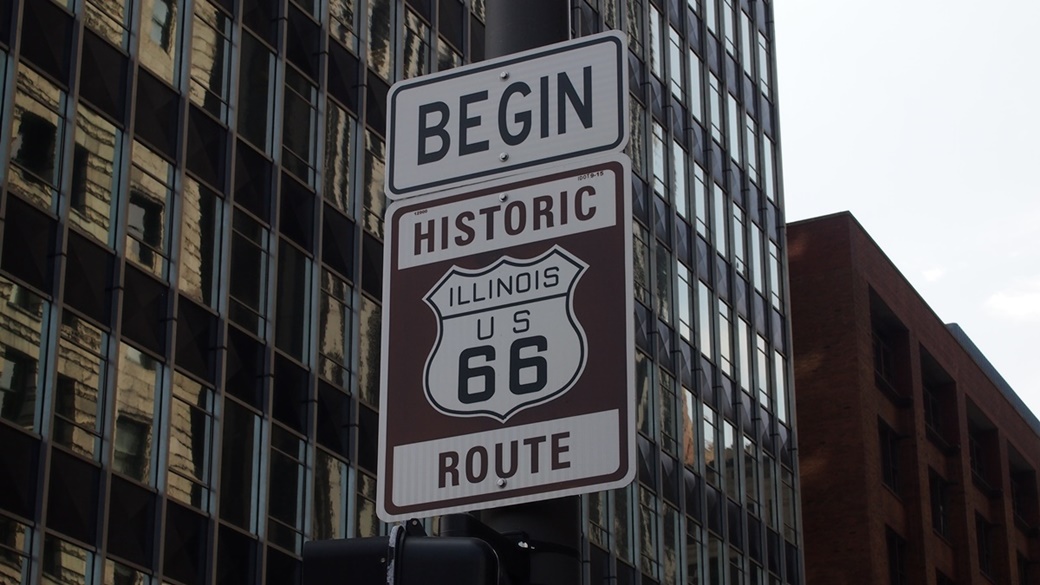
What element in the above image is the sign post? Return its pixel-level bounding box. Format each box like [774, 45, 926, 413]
[378, 156, 634, 521]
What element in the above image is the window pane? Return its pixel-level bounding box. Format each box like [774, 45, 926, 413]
[319, 270, 352, 387]
[238, 32, 275, 153]
[168, 372, 214, 509]
[313, 449, 348, 540]
[220, 399, 261, 531]
[323, 101, 355, 216]
[190, 0, 232, 120]
[9, 67, 66, 210]
[140, 0, 181, 84]
[70, 106, 121, 245]
[274, 240, 311, 361]
[41, 535, 93, 585]
[367, 0, 393, 80]
[179, 178, 223, 307]
[54, 312, 106, 459]
[0, 276, 48, 431]
[114, 343, 161, 483]
[127, 141, 174, 277]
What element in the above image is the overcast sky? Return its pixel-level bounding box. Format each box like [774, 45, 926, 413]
[772, 0, 1040, 416]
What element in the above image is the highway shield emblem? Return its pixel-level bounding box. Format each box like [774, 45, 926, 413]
[423, 246, 589, 421]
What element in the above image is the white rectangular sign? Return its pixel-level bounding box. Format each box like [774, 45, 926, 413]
[395, 167, 619, 269]
[391, 410, 621, 509]
[385, 31, 628, 199]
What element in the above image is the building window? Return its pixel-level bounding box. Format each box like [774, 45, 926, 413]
[329, 0, 358, 50]
[930, 470, 950, 538]
[976, 513, 993, 578]
[167, 372, 215, 510]
[879, 419, 900, 493]
[53, 312, 107, 460]
[402, 9, 431, 79]
[886, 527, 906, 585]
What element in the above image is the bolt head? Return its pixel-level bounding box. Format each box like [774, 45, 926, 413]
[500, 71, 509, 80]
[499, 152, 509, 161]
[497, 478, 507, 488]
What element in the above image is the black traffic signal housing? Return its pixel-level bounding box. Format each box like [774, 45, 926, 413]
[303, 521, 500, 585]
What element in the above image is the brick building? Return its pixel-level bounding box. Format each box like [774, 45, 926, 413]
[788, 212, 1040, 584]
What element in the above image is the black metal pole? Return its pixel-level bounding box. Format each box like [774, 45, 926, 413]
[484, 0, 570, 58]
[478, 4, 582, 585]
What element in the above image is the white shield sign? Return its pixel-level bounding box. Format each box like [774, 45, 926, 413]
[423, 246, 588, 421]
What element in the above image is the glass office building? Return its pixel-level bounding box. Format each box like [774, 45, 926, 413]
[0, 0, 801, 583]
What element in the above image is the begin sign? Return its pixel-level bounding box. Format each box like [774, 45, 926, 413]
[377, 156, 634, 521]
[385, 31, 627, 199]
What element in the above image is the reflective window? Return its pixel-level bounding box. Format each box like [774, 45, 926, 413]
[768, 239, 782, 310]
[705, 0, 716, 34]
[179, 177, 223, 308]
[746, 114, 758, 183]
[362, 130, 385, 237]
[140, 0, 181, 84]
[737, 318, 751, 393]
[126, 141, 174, 277]
[367, 0, 393, 80]
[688, 51, 703, 122]
[329, 0, 359, 50]
[726, 93, 740, 164]
[639, 486, 659, 577]
[723, 420, 737, 499]
[757, 31, 771, 97]
[436, 39, 462, 72]
[238, 32, 276, 153]
[269, 424, 306, 553]
[9, 66, 67, 211]
[712, 182, 727, 257]
[628, 100, 647, 179]
[763, 454, 777, 529]
[718, 300, 732, 376]
[283, 67, 318, 185]
[85, 0, 131, 48]
[323, 101, 356, 216]
[762, 135, 776, 202]
[732, 204, 746, 277]
[649, 5, 664, 78]
[774, 350, 788, 423]
[633, 222, 651, 307]
[635, 352, 653, 437]
[403, 10, 431, 79]
[668, 27, 683, 100]
[0, 276, 48, 431]
[693, 164, 708, 238]
[167, 372, 214, 510]
[190, 0, 232, 121]
[740, 11, 753, 78]
[672, 140, 688, 219]
[220, 399, 261, 532]
[676, 264, 693, 341]
[70, 106, 121, 245]
[356, 471, 380, 537]
[42, 534, 94, 585]
[696, 281, 713, 360]
[755, 334, 769, 409]
[54, 312, 106, 459]
[588, 491, 609, 548]
[614, 484, 634, 563]
[313, 449, 349, 540]
[681, 387, 696, 468]
[652, 123, 667, 200]
[659, 369, 678, 455]
[103, 558, 147, 585]
[357, 296, 380, 407]
[229, 209, 271, 336]
[655, 244, 672, 324]
[274, 239, 311, 361]
[702, 405, 718, 486]
[750, 222, 765, 293]
[319, 269, 353, 388]
[0, 516, 30, 584]
[626, 0, 644, 58]
[721, 0, 736, 55]
[708, 73, 722, 143]
[114, 343, 162, 483]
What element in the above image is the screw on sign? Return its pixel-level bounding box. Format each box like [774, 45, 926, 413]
[377, 155, 635, 521]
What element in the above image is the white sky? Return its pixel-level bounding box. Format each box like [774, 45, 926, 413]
[773, 1, 1040, 416]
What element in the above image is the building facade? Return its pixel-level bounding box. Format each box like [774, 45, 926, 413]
[789, 212, 1040, 585]
[0, 0, 801, 583]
